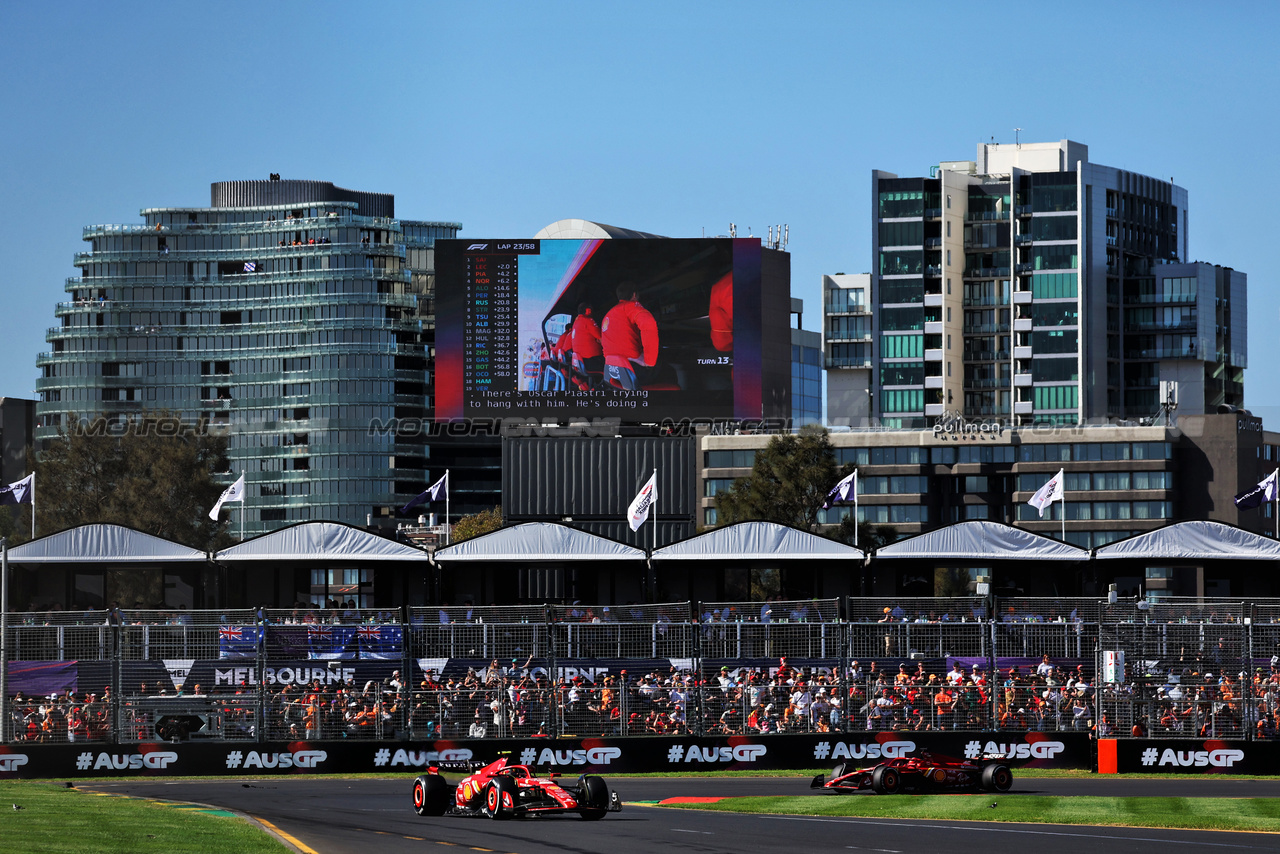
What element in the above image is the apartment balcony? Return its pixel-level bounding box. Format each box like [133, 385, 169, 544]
[925, 208, 942, 220]
[1012, 290, 1033, 305]
[1121, 291, 1198, 306]
[1014, 263, 1034, 274]
[1124, 320, 1198, 333]
[1013, 345, 1032, 360]
[924, 292, 943, 308]
[924, 265, 942, 277]
[1124, 346, 1199, 360]
[825, 356, 872, 369]
[1014, 400, 1034, 415]
[924, 321, 943, 335]
[824, 331, 873, 343]
[74, 241, 405, 265]
[1015, 206, 1033, 217]
[82, 213, 406, 238]
[961, 323, 1010, 335]
[924, 348, 943, 362]
[964, 267, 1010, 279]
[965, 211, 1010, 222]
[924, 403, 945, 416]
[964, 378, 1010, 390]
[1013, 318, 1033, 333]
[924, 237, 942, 248]
[1014, 234, 1033, 246]
[1013, 372, 1033, 387]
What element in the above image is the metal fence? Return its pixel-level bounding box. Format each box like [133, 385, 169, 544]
[5, 597, 1280, 743]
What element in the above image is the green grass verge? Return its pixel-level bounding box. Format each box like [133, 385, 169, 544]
[0, 782, 288, 854]
[661, 793, 1280, 832]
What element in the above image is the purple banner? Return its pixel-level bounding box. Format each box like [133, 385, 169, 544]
[8, 661, 78, 698]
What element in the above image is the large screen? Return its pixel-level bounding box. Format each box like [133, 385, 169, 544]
[435, 238, 778, 422]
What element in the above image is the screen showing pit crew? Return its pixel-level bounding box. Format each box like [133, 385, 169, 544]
[434, 238, 766, 422]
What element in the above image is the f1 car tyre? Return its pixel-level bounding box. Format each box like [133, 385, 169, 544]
[577, 774, 609, 820]
[412, 774, 449, 816]
[871, 765, 901, 795]
[830, 762, 848, 781]
[981, 763, 1013, 793]
[484, 777, 516, 819]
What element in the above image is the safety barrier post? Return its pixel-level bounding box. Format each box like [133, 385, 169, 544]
[1097, 738, 1117, 773]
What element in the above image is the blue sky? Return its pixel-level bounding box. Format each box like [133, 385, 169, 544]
[2, 1, 1277, 422]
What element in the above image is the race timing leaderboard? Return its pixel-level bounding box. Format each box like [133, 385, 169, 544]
[460, 241, 539, 399]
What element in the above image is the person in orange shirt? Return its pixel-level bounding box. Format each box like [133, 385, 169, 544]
[601, 284, 659, 390]
[934, 685, 955, 730]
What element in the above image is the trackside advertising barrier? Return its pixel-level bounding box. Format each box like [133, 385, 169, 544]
[0, 732, 1092, 779]
[1102, 737, 1266, 774]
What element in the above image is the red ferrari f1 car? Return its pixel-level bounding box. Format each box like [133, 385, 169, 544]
[810, 752, 1013, 795]
[412, 757, 621, 820]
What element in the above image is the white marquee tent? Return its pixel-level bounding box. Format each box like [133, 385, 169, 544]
[432, 522, 646, 563]
[874, 520, 1089, 561]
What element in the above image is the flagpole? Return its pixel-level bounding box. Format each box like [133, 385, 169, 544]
[1, 538, 8, 742]
[1264, 471, 1274, 537]
[650, 467, 657, 553]
[445, 469, 451, 544]
[853, 469, 859, 547]
[239, 470, 244, 542]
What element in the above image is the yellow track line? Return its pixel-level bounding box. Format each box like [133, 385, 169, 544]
[254, 816, 321, 854]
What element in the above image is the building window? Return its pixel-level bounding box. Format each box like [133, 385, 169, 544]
[880, 334, 924, 359]
[1034, 384, 1078, 410]
[881, 388, 924, 413]
[310, 568, 373, 608]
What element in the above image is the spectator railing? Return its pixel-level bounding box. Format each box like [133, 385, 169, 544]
[10, 597, 1280, 742]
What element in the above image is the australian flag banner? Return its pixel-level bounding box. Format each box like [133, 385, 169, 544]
[218, 625, 263, 660]
[358, 625, 403, 660]
[307, 625, 356, 660]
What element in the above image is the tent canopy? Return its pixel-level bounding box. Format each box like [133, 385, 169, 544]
[433, 522, 645, 562]
[651, 521, 862, 562]
[214, 521, 430, 562]
[1094, 520, 1280, 561]
[874, 520, 1088, 561]
[8, 524, 207, 564]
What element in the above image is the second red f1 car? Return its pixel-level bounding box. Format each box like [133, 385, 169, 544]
[412, 757, 621, 820]
[810, 752, 1013, 795]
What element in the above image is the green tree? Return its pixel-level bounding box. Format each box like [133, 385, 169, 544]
[715, 425, 840, 532]
[31, 414, 234, 550]
[714, 426, 899, 548]
[451, 506, 503, 543]
[835, 514, 899, 550]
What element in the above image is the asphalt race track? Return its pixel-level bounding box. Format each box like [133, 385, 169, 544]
[80, 776, 1280, 854]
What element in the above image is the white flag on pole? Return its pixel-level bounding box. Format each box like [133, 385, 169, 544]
[822, 470, 856, 509]
[1027, 468, 1065, 518]
[627, 472, 657, 532]
[209, 473, 246, 520]
[0, 472, 34, 505]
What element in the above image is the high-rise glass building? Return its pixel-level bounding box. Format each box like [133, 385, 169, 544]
[822, 273, 872, 426]
[790, 298, 822, 427]
[863, 140, 1245, 427]
[36, 179, 461, 536]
